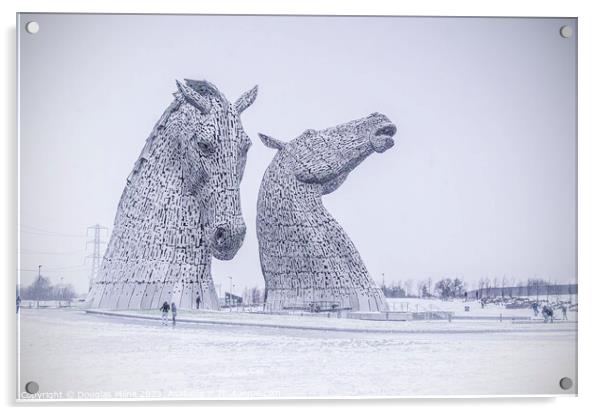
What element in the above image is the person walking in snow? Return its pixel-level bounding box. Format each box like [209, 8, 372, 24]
[532, 302, 539, 317]
[561, 304, 568, 320]
[542, 305, 554, 323]
[16, 295, 21, 314]
[160, 301, 170, 325]
[171, 302, 177, 326]
[195, 295, 201, 309]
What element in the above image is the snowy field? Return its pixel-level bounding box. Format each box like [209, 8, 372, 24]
[387, 297, 578, 320]
[17, 303, 577, 400]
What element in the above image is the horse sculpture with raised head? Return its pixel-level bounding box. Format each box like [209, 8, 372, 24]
[87, 79, 258, 310]
[256, 112, 396, 312]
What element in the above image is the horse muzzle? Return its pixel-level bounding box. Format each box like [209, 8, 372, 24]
[210, 221, 247, 260]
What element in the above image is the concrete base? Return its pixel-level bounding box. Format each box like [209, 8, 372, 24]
[349, 311, 414, 321]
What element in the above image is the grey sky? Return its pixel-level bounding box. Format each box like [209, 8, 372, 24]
[18, 14, 577, 294]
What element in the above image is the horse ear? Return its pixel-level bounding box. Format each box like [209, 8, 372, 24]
[184, 79, 215, 96]
[175, 80, 211, 114]
[258, 133, 285, 150]
[235, 85, 258, 114]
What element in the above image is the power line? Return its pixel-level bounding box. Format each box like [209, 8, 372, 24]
[19, 264, 88, 272]
[19, 224, 109, 288]
[21, 224, 75, 233]
[20, 249, 85, 256]
[20, 225, 86, 238]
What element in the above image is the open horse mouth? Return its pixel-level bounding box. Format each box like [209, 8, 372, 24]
[370, 122, 397, 153]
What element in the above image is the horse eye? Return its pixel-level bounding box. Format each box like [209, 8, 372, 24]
[198, 140, 214, 155]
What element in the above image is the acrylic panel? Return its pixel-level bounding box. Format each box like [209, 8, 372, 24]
[17, 13, 577, 400]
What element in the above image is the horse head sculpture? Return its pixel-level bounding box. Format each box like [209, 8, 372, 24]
[256, 112, 396, 312]
[87, 79, 258, 310]
[174, 79, 257, 260]
[258, 112, 395, 194]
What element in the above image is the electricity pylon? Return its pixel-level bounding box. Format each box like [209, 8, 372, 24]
[86, 224, 108, 292]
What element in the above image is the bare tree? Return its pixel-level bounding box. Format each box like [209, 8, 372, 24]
[482, 278, 490, 298]
[21, 275, 77, 307]
[403, 279, 414, 297]
[507, 277, 516, 297]
[477, 278, 485, 299]
[417, 280, 428, 298]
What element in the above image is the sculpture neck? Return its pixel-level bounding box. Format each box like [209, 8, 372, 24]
[275, 151, 323, 206]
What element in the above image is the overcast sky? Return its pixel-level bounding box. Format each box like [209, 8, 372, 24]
[18, 14, 577, 294]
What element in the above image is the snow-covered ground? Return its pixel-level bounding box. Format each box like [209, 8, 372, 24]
[18, 304, 576, 400]
[387, 297, 578, 320]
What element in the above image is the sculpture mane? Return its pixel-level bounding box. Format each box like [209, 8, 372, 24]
[87, 79, 258, 310]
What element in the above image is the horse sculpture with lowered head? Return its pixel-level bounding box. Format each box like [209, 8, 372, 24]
[87, 79, 258, 310]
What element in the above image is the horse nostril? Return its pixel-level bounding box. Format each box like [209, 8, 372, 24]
[214, 228, 226, 245]
[212, 223, 246, 253]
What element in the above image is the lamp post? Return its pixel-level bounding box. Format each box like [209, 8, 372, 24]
[227, 276, 233, 310]
[59, 277, 64, 307]
[36, 265, 42, 309]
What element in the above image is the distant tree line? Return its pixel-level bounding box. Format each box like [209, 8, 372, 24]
[380, 277, 466, 299]
[380, 279, 427, 298]
[241, 286, 265, 304]
[433, 278, 465, 299]
[380, 283, 407, 298]
[19, 275, 77, 303]
[380, 276, 575, 299]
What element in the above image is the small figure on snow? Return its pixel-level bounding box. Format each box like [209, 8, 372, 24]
[532, 302, 539, 317]
[160, 301, 170, 325]
[171, 302, 177, 326]
[16, 295, 21, 314]
[195, 295, 201, 310]
[561, 303, 568, 320]
[542, 305, 554, 323]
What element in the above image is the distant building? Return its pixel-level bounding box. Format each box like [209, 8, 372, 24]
[468, 283, 577, 299]
[223, 292, 243, 307]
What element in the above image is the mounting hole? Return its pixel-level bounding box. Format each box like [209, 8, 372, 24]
[25, 21, 39, 34]
[559, 377, 573, 390]
[25, 381, 39, 394]
[559, 25, 573, 38]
